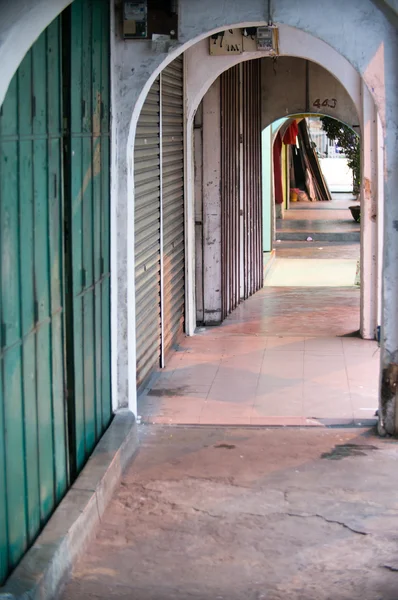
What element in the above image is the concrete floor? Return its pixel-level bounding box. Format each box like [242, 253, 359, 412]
[61, 426, 398, 600]
[276, 195, 360, 241]
[293, 193, 358, 210]
[274, 241, 359, 260]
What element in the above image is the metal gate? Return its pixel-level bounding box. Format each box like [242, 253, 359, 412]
[220, 61, 263, 320]
[161, 57, 185, 357]
[64, 0, 112, 474]
[0, 0, 111, 583]
[242, 60, 263, 298]
[134, 78, 162, 389]
[135, 57, 185, 389]
[0, 19, 67, 582]
[220, 66, 240, 319]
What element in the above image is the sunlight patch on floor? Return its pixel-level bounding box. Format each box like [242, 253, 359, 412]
[264, 258, 359, 287]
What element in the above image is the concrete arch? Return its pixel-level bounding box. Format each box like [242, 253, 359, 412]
[122, 15, 389, 415]
[179, 39, 365, 338]
[0, 0, 73, 107]
[269, 114, 361, 141]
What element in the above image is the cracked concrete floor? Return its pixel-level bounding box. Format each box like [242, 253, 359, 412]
[61, 426, 398, 600]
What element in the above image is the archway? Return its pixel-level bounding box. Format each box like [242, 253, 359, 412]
[126, 23, 387, 427]
[264, 114, 363, 332]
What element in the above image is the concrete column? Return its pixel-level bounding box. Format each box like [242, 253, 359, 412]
[202, 80, 222, 324]
[376, 114, 384, 332]
[194, 104, 204, 323]
[261, 126, 272, 252]
[379, 71, 398, 437]
[360, 82, 378, 340]
[185, 115, 197, 336]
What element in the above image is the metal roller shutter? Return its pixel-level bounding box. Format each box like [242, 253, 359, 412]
[134, 79, 161, 388]
[161, 57, 185, 356]
[242, 60, 263, 298]
[220, 65, 240, 319]
[220, 62, 263, 320]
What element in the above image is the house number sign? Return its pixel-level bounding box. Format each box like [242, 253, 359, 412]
[313, 98, 338, 109]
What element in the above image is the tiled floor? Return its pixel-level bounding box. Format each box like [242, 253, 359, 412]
[139, 209, 376, 428]
[293, 193, 358, 210]
[277, 216, 359, 234]
[139, 287, 379, 428]
[140, 332, 379, 426]
[264, 258, 358, 286]
[274, 241, 359, 260]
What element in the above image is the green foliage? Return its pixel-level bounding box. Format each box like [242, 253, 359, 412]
[320, 116, 361, 194]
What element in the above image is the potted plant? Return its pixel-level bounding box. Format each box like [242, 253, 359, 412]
[321, 117, 361, 222]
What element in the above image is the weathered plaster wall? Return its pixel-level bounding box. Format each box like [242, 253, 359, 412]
[202, 81, 222, 325]
[261, 56, 360, 131]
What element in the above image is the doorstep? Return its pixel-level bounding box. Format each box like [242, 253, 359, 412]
[0, 410, 139, 600]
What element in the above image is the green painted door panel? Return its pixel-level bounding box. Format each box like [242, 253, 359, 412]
[0, 0, 111, 584]
[66, 0, 112, 473]
[0, 18, 67, 583]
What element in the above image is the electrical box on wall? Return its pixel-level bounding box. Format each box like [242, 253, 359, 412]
[256, 26, 279, 54]
[122, 0, 178, 40]
[209, 27, 279, 56]
[123, 2, 147, 39]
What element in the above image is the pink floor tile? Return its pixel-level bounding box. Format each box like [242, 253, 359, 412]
[139, 250, 381, 426]
[250, 416, 309, 426]
[266, 337, 305, 351]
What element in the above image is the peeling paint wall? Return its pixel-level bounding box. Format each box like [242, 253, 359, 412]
[261, 57, 360, 129]
[201, 81, 222, 325]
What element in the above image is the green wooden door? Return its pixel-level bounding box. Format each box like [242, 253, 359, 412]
[0, 19, 67, 582]
[64, 0, 111, 474]
[0, 0, 111, 583]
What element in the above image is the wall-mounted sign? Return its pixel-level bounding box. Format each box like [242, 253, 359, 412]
[209, 27, 279, 56]
[209, 30, 242, 55]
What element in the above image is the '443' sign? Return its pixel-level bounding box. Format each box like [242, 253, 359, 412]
[313, 98, 337, 109]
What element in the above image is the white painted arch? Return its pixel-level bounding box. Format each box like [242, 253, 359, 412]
[121, 13, 390, 416]
[179, 33, 366, 339]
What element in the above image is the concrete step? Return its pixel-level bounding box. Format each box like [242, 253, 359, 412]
[276, 231, 360, 242]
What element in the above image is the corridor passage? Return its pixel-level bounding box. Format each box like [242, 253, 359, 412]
[139, 246, 378, 427]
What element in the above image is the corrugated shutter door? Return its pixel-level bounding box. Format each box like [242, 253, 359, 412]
[220, 66, 240, 319]
[161, 57, 185, 355]
[220, 62, 262, 321]
[242, 60, 263, 298]
[67, 0, 112, 473]
[134, 79, 161, 388]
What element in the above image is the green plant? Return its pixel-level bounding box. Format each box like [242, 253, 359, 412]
[320, 116, 361, 195]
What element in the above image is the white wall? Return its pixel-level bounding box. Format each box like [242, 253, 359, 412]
[320, 158, 354, 193]
[202, 81, 222, 324]
[262, 126, 273, 252]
